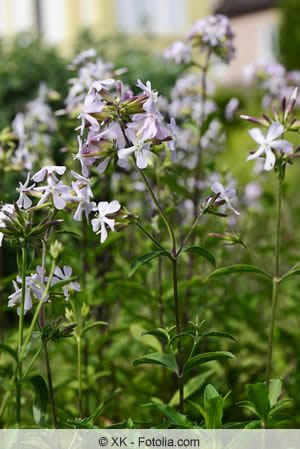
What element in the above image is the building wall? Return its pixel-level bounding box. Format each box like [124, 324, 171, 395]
[0, 0, 214, 52]
[220, 9, 280, 84]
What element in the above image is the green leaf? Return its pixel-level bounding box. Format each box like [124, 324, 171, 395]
[169, 371, 213, 406]
[50, 276, 78, 292]
[81, 321, 107, 336]
[280, 263, 300, 283]
[169, 332, 195, 346]
[204, 264, 272, 282]
[201, 331, 237, 342]
[245, 383, 270, 422]
[204, 384, 220, 404]
[269, 379, 282, 408]
[130, 324, 161, 351]
[184, 351, 235, 374]
[154, 403, 194, 428]
[181, 246, 216, 268]
[25, 375, 49, 425]
[142, 328, 170, 345]
[269, 399, 293, 418]
[0, 343, 18, 363]
[129, 251, 170, 277]
[133, 352, 178, 373]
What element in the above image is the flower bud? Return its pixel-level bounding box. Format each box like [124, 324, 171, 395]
[50, 240, 63, 260]
[81, 302, 90, 319]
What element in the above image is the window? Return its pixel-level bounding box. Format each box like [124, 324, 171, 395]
[115, 0, 186, 34]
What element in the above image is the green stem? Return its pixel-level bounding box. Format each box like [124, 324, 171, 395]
[172, 259, 184, 413]
[135, 221, 166, 252]
[137, 166, 176, 254]
[16, 245, 27, 427]
[23, 345, 43, 378]
[77, 336, 83, 418]
[20, 261, 55, 360]
[265, 170, 283, 384]
[43, 342, 58, 428]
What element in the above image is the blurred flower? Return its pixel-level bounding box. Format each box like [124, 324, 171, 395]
[164, 41, 192, 64]
[0, 204, 14, 246]
[188, 15, 235, 63]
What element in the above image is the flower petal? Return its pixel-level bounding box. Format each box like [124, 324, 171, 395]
[106, 200, 121, 215]
[264, 148, 276, 171]
[267, 122, 284, 141]
[248, 128, 265, 145]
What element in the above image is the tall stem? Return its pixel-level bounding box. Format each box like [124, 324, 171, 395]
[43, 342, 58, 428]
[172, 259, 184, 413]
[16, 245, 27, 427]
[137, 167, 176, 254]
[265, 170, 283, 384]
[77, 336, 83, 417]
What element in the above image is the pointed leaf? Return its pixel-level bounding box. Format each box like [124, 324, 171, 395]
[81, 321, 108, 336]
[181, 246, 216, 267]
[204, 265, 271, 282]
[246, 383, 270, 422]
[25, 375, 49, 425]
[129, 251, 170, 277]
[201, 331, 236, 342]
[142, 328, 170, 345]
[0, 344, 18, 363]
[269, 379, 282, 408]
[133, 352, 178, 373]
[280, 264, 300, 283]
[155, 403, 194, 428]
[169, 371, 213, 406]
[184, 351, 235, 374]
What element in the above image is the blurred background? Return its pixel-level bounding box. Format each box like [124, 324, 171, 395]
[0, 0, 291, 83]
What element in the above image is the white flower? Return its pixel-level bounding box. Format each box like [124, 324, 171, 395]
[118, 129, 153, 169]
[248, 123, 293, 171]
[0, 204, 14, 247]
[52, 266, 80, 299]
[136, 79, 158, 114]
[164, 41, 192, 64]
[34, 176, 70, 210]
[91, 200, 121, 243]
[66, 181, 96, 221]
[8, 266, 48, 315]
[16, 173, 35, 209]
[212, 181, 240, 216]
[32, 166, 66, 182]
[8, 281, 33, 316]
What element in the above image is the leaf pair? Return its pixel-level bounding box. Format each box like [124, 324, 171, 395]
[239, 379, 292, 428]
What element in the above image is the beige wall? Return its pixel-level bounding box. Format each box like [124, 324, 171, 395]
[219, 9, 280, 84]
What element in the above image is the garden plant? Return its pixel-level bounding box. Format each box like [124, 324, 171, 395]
[0, 14, 299, 429]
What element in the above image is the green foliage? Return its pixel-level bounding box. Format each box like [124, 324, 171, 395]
[0, 34, 68, 127]
[279, 0, 300, 70]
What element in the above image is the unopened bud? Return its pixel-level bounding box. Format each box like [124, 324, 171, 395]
[81, 302, 90, 319]
[240, 115, 270, 127]
[50, 240, 63, 260]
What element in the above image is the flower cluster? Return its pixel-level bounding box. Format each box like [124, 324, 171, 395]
[76, 78, 176, 173]
[11, 83, 57, 172]
[62, 48, 126, 115]
[244, 63, 300, 108]
[8, 264, 80, 315]
[165, 15, 235, 64]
